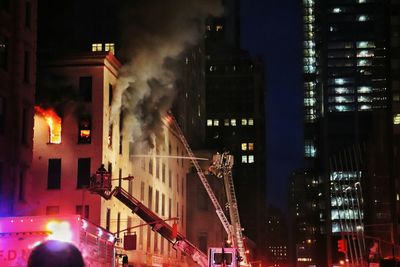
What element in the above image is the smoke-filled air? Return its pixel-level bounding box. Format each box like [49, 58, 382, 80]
[110, 0, 223, 151]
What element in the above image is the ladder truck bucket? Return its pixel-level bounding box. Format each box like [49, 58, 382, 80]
[90, 164, 112, 192]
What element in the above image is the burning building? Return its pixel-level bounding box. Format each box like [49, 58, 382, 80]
[20, 51, 191, 266]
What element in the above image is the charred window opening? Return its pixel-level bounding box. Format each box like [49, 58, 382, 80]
[78, 117, 91, 144]
[107, 162, 112, 177]
[108, 124, 113, 148]
[119, 135, 122, 154]
[47, 158, 61, 189]
[77, 157, 90, 188]
[109, 84, 113, 106]
[106, 208, 111, 230]
[79, 76, 92, 102]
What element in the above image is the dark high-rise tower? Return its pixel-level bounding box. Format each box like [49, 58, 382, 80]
[295, 0, 400, 265]
[204, 0, 267, 262]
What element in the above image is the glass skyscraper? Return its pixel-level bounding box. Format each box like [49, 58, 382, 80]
[294, 0, 400, 266]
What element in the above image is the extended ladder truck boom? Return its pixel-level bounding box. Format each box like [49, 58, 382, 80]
[168, 115, 249, 266]
[88, 114, 247, 267]
[209, 153, 247, 265]
[89, 176, 209, 267]
[89, 167, 240, 267]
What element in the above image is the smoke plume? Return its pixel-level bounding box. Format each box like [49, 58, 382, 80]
[111, 0, 223, 149]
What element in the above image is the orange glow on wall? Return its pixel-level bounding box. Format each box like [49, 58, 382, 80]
[35, 106, 62, 144]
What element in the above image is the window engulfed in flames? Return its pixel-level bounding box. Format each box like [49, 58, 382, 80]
[35, 106, 62, 144]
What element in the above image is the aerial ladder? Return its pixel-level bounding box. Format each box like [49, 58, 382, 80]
[168, 115, 249, 266]
[89, 115, 247, 267]
[89, 168, 209, 267]
[209, 152, 247, 265]
[89, 165, 241, 267]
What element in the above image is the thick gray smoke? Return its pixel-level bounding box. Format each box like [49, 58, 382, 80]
[111, 0, 223, 150]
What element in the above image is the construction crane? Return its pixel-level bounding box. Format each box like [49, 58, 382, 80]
[168, 114, 249, 266]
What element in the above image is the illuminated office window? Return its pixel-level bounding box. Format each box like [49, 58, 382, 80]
[357, 86, 372, 93]
[241, 119, 247, 125]
[328, 96, 354, 103]
[213, 119, 219, 126]
[241, 143, 247, 151]
[359, 105, 372, 111]
[248, 143, 254, 151]
[241, 156, 247, 163]
[357, 15, 369, 21]
[92, 43, 102, 52]
[330, 87, 354, 94]
[224, 119, 229, 126]
[357, 59, 372, 66]
[248, 118, 254, 125]
[304, 139, 316, 157]
[216, 25, 223, 31]
[358, 96, 372, 103]
[356, 41, 375, 48]
[248, 155, 254, 163]
[304, 98, 316, 106]
[105, 43, 115, 54]
[393, 114, 400, 125]
[329, 105, 355, 112]
[230, 119, 236, 126]
[207, 119, 212, 126]
[331, 78, 354, 85]
[357, 50, 374, 58]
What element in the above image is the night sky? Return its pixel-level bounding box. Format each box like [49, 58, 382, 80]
[240, 0, 303, 212]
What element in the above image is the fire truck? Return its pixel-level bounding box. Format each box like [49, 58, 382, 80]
[0, 215, 116, 267]
[88, 115, 248, 267]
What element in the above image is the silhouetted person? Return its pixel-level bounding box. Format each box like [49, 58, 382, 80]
[27, 240, 85, 267]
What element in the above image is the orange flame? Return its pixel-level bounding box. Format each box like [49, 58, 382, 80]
[35, 106, 62, 144]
